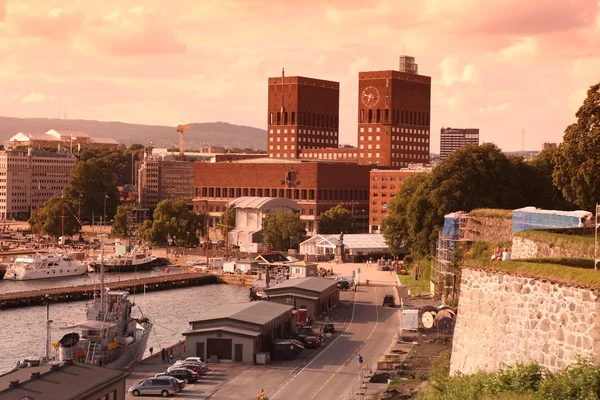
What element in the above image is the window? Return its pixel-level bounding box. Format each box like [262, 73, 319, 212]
[291, 112, 296, 124]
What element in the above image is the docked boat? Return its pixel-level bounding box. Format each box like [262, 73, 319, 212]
[88, 247, 157, 272]
[10, 237, 152, 371]
[4, 253, 87, 280]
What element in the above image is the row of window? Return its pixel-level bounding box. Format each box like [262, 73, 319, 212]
[269, 128, 338, 136]
[196, 187, 369, 201]
[360, 127, 429, 135]
[372, 176, 405, 181]
[268, 111, 339, 129]
[359, 109, 429, 126]
[301, 152, 357, 160]
[269, 136, 339, 145]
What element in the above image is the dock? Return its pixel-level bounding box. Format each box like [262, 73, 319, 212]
[0, 272, 219, 309]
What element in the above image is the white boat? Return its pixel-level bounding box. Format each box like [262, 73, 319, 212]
[11, 237, 152, 371]
[4, 253, 87, 280]
[89, 247, 157, 272]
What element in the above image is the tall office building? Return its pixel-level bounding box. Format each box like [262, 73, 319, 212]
[267, 71, 340, 159]
[357, 56, 431, 167]
[440, 127, 480, 160]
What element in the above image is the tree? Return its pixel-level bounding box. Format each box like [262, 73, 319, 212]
[553, 82, 600, 210]
[66, 158, 119, 223]
[29, 196, 81, 239]
[218, 208, 236, 237]
[318, 205, 356, 234]
[139, 199, 206, 246]
[262, 212, 306, 251]
[111, 205, 135, 236]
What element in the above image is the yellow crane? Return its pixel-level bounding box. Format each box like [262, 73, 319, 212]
[177, 124, 190, 156]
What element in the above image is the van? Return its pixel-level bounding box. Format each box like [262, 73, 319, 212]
[128, 377, 181, 397]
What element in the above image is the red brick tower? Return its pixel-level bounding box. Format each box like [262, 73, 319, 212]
[267, 70, 339, 159]
[357, 57, 431, 167]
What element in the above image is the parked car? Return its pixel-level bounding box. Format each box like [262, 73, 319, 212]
[322, 323, 335, 334]
[156, 368, 200, 383]
[383, 294, 395, 307]
[173, 358, 208, 372]
[168, 363, 202, 374]
[297, 326, 314, 343]
[336, 280, 350, 290]
[304, 335, 322, 349]
[129, 377, 181, 397]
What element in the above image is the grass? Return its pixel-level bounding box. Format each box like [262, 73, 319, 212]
[514, 230, 595, 255]
[398, 273, 431, 296]
[469, 208, 513, 219]
[463, 259, 600, 289]
[388, 379, 417, 390]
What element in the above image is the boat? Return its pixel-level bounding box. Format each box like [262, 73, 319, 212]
[10, 237, 153, 371]
[4, 253, 88, 280]
[88, 247, 157, 272]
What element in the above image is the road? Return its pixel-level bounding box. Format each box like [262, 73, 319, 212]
[269, 284, 399, 400]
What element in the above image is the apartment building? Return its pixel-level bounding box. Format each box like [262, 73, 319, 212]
[0, 149, 77, 220]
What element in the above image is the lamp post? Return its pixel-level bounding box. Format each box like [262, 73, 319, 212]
[45, 294, 53, 361]
[103, 192, 107, 227]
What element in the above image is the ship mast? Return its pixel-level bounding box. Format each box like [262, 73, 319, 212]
[100, 234, 106, 316]
[45, 294, 53, 361]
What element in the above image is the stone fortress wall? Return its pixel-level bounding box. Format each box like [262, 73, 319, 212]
[450, 268, 600, 375]
[511, 236, 593, 260]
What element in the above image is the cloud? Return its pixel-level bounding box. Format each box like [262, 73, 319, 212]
[477, 102, 510, 114]
[21, 92, 55, 103]
[129, 5, 144, 15]
[348, 56, 369, 78]
[498, 37, 538, 61]
[0, 0, 5, 22]
[440, 56, 479, 86]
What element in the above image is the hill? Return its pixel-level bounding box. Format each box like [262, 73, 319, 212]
[0, 116, 267, 150]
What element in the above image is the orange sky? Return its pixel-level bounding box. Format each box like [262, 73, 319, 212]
[0, 0, 598, 152]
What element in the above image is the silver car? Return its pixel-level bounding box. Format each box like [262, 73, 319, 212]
[129, 377, 181, 397]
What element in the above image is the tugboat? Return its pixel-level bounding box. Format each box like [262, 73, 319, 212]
[11, 236, 152, 370]
[88, 246, 157, 272]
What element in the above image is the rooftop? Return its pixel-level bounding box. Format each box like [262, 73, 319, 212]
[229, 197, 299, 211]
[189, 301, 293, 326]
[265, 277, 338, 293]
[0, 362, 128, 400]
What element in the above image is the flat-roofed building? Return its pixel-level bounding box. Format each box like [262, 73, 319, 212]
[0, 360, 129, 400]
[265, 277, 339, 319]
[440, 127, 479, 160]
[0, 149, 77, 220]
[183, 301, 295, 364]
[5, 129, 120, 151]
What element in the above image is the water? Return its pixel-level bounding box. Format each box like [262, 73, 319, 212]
[0, 283, 250, 374]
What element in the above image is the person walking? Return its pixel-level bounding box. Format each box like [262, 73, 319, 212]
[161, 348, 166, 362]
[357, 354, 363, 368]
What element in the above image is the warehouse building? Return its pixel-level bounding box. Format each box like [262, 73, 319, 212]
[183, 301, 294, 364]
[265, 277, 339, 318]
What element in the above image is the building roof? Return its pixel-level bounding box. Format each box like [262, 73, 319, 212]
[301, 234, 388, 251]
[234, 157, 302, 164]
[256, 253, 290, 264]
[0, 362, 128, 400]
[50, 129, 90, 139]
[265, 277, 338, 294]
[89, 136, 120, 145]
[8, 132, 60, 142]
[229, 197, 300, 211]
[182, 326, 261, 338]
[289, 260, 318, 267]
[189, 301, 293, 326]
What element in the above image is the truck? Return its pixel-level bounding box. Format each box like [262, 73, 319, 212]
[223, 262, 236, 274]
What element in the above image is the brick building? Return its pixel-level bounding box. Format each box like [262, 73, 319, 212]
[357, 57, 431, 168]
[267, 72, 340, 160]
[193, 159, 371, 235]
[440, 127, 479, 160]
[0, 149, 77, 220]
[369, 166, 432, 233]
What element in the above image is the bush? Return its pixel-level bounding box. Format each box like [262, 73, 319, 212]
[537, 359, 600, 400]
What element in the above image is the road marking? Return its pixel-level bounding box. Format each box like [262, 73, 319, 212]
[269, 289, 359, 400]
[309, 287, 379, 399]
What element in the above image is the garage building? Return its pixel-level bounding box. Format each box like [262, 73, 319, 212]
[183, 301, 294, 364]
[265, 277, 339, 319]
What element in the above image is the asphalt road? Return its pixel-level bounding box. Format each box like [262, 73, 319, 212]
[269, 284, 400, 400]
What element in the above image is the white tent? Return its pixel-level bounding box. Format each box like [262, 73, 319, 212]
[299, 234, 388, 256]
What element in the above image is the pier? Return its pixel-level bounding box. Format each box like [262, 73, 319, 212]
[0, 272, 219, 309]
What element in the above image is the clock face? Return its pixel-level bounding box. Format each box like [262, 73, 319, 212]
[362, 86, 379, 108]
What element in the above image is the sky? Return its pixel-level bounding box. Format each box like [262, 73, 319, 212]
[0, 0, 599, 153]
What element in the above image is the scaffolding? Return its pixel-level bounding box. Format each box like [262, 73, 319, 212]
[126, 208, 148, 246]
[594, 203, 600, 269]
[432, 212, 469, 303]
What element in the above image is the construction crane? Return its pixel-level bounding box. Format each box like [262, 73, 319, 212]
[177, 124, 190, 156]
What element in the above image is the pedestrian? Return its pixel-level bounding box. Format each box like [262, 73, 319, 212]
[357, 354, 363, 367]
[149, 347, 154, 356]
[161, 348, 166, 362]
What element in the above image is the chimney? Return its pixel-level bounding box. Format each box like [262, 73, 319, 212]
[30, 371, 41, 379]
[8, 380, 19, 388]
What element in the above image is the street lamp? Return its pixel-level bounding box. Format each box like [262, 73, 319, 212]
[103, 193, 107, 227]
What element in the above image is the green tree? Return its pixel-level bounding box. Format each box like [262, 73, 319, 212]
[111, 205, 135, 236]
[66, 158, 119, 223]
[553, 82, 600, 210]
[318, 205, 356, 234]
[28, 196, 81, 239]
[262, 212, 306, 251]
[218, 208, 236, 237]
[139, 199, 206, 246]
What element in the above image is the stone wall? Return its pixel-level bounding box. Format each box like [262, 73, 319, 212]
[463, 217, 512, 243]
[511, 236, 593, 260]
[450, 268, 600, 375]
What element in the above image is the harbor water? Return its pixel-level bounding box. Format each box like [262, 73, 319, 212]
[0, 278, 249, 374]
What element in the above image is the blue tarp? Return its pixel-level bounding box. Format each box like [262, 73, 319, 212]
[512, 207, 592, 232]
